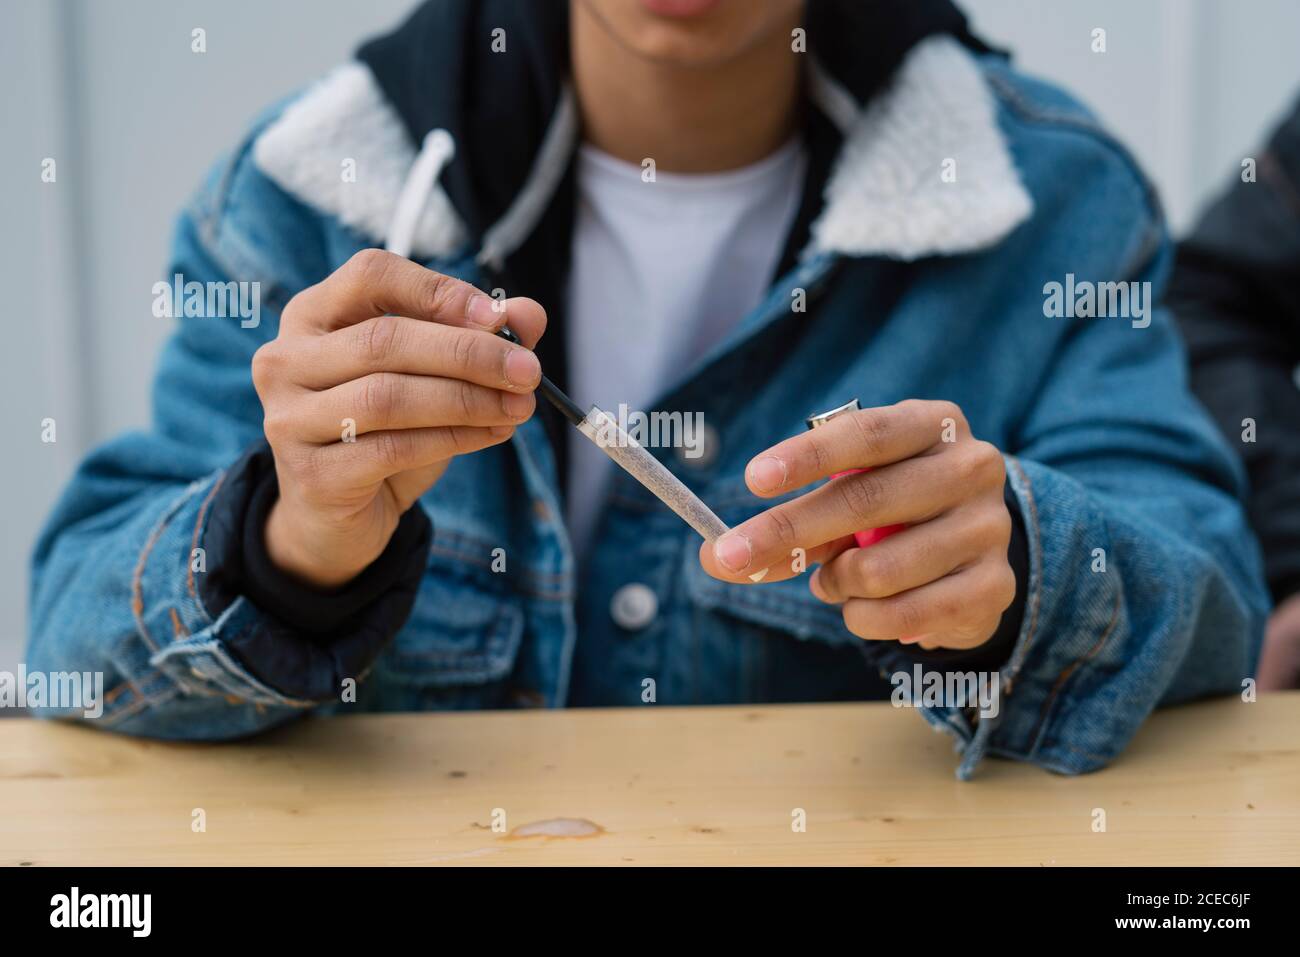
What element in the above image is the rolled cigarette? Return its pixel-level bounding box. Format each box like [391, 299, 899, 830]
[577, 407, 767, 582]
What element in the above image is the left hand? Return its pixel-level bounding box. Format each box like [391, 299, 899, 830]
[699, 399, 1016, 651]
[1257, 593, 1300, 691]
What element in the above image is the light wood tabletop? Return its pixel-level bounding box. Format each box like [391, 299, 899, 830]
[2, 694, 1297, 866]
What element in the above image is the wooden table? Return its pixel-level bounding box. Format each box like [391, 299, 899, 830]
[2, 695, 1298, 865]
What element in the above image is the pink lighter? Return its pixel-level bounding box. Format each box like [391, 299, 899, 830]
[805, 398, 905, 548]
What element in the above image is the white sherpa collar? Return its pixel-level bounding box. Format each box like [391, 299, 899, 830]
[806, 35, 1034, 260]
[252, 62, 468, 261]
[252, 35, 1032, 264]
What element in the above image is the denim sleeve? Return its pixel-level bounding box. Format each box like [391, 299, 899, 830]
[26, 132, 418, 738]
[920, 234, 1271, 780]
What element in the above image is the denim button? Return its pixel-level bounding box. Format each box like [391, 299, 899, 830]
[675, 422, 719, 469]
[610, 583, 658, 631]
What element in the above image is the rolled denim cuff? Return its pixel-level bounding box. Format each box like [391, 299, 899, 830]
[190, 440, 432, 702]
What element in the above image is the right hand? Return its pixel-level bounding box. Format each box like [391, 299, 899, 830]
[251, 249, 546, 588]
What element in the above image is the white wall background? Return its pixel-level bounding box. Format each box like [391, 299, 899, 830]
[3, 0, 1300, 673]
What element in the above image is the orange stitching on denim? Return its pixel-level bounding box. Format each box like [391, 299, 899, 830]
[169, 607, 189, 641]
[1028, 589, 1121, 750]
[100, 668, 171, 720]
[99, 685, 180, 727]
[186, 471, 227, 601]
[130, 514, 171, 655]
[1004, 458, 1041, 694]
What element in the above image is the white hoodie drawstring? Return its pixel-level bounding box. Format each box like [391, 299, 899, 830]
[385, 128, 456, 259]
[386, 89, 578, 267]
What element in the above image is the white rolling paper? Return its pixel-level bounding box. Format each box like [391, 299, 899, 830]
[577, 406, 767, 581]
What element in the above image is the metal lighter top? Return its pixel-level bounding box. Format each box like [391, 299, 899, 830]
[802, 397, 906, 550]
[805, 398, 861, 431]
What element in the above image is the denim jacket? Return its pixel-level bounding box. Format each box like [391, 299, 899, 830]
[29, 31, 1268, 778]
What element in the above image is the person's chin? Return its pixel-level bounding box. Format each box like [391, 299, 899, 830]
[622, 0, 745, 66]
[637, 0, 723, 19]
[581, 0, 778, 68]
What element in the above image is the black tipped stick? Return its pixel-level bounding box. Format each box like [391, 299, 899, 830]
[537, 375, 586, 426]
[495, 328, 731, 545]
[496, 326, 586, 426]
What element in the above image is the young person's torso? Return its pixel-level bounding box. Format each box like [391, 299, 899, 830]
[565, 139, 807, 560]
[146, 40, 1211, 716]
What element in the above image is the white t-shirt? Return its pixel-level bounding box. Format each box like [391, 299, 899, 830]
[564, 139, 807, 560]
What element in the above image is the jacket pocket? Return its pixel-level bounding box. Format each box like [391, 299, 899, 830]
[679, 536, 902, 703]
[378, 562, 525, 688]
[681, 537, 860, 650]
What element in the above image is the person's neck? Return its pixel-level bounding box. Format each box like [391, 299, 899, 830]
[571, 8, 802, 174]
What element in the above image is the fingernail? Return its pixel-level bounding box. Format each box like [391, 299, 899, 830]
[468, 294, 502, 328]
[714, 533, 752, 573]
[808, 568, 825, 600]
[504, 348, 540, 387]
[748, 456, 787, 493]
[502, 390, 533, 419]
